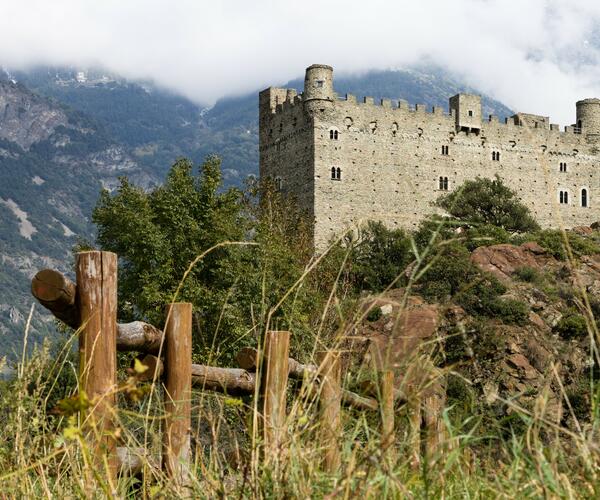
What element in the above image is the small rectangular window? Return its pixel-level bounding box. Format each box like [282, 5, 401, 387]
[468, 110, 473, 117]
[316, 80, 324, 88]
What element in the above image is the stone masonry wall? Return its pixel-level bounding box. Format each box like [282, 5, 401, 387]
[259, 67, 600, 251]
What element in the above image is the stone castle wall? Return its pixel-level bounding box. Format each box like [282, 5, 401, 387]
[260, 66, 600, 250]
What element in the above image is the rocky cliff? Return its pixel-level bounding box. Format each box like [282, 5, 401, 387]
[0, 79, 157, 361]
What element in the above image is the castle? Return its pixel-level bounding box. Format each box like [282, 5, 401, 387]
[259, 64, 600, 249]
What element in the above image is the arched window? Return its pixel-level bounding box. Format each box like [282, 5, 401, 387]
[329, 129, 339, 140]
[330, 130, 334, 139]
[492, 151, 496, 161]
[334, 130, 339, 140]
[441, 145, 449, 155]
[439, 176, 449, 190]
[439, 176, 444, 190]
[336, 167, 341, 180]
[582, 188, 588, 207]
[331, 167, 336, 179]
[559, 162, 567, 172]
[443, 177, 449, 190]
[559, 190, 569, 204]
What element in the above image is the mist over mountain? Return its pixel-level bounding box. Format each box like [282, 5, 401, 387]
[0, 64, 513, 360]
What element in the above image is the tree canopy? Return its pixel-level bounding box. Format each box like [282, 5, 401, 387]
[436, 176, 540, 233]
[92, 156, 316, 362]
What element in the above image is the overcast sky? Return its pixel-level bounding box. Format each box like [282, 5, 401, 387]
[1, 0, 600, 125]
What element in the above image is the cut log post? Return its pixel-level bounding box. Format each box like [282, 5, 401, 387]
[260, 331, 290, 456]
[131, 354, 164, 382]
[76, 251, 118, 481]
[31, 268, 79, 328]
[379, 370, 395, 460]
[31, 269, 164, 354]
[162, 303, 192, 484]
[317, 350, 342, 473]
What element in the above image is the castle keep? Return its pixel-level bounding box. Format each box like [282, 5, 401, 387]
[259, 64, 600, 249]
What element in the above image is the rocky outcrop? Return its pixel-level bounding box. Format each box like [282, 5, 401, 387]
[0, 81, 70, 149]
[470, 242, 548, 281]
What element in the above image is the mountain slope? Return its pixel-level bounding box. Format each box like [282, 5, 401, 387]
[0, 79, 156, 360]
[0, 65, 514, 360]
[11, 65, 513, 186]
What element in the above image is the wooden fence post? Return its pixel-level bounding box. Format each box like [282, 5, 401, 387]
[380, 369, 395, 461]
[261, 330, 290, 457]
[163, 302, 193, 484]
[317, 350, 341, 473]
[76, 251, 118, 479]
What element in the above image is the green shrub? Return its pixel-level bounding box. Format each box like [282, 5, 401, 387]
[412, 215, 460, 251]
[514, 266, 540, 283]
[554, 313, 588, 340]
[464, 224, 512, 251]
[419, 242, 479, 301]
[455, 275, 507, 317]
[348, 221, 413, 292]
[566, 380, 591, 421]
[492, 298, 529, 325]
[437, 176, 540, 232]
[531, 229, 600, 260]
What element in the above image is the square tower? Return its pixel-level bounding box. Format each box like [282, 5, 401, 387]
[449, 93, 482, 133]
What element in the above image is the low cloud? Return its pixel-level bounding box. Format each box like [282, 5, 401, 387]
[1, 0, 600, 125]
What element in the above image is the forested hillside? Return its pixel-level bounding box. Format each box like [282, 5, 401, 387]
[0, 64, 513, 360]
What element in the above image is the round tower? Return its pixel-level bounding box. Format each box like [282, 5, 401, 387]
[576, 98, 600, 140]
[303, 64, 334, 114]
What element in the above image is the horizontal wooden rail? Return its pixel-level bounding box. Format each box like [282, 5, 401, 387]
[136, 354, 378, 410]
[235, 347, 378, 411]
[33, 269, 378, 411]
[32, 269, 164, 354]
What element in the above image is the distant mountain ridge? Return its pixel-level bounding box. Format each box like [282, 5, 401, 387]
[0, 64, 514, 360]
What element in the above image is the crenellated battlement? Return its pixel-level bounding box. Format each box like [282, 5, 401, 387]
[260, 64, 600, 250]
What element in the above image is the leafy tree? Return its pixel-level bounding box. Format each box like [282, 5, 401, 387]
[347, 221, 413, 292]
[92, 157, 317, 363]
[437, 176, 540, 233]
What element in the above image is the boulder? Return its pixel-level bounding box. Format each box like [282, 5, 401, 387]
[470, 243, 542, 281]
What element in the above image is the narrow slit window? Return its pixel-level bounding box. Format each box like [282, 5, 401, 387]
[582, 188, 588, 207]
[441, 145, 449, 155]
[336, 167, 341, 180]
[443, 177, 449, 190]
[331, 167, 336, 180]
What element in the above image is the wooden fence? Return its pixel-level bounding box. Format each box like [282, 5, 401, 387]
[31, 250, 441, 483]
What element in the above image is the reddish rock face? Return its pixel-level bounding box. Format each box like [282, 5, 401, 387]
[365, 300, 439, 372]
[470, 243, 546, 281]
